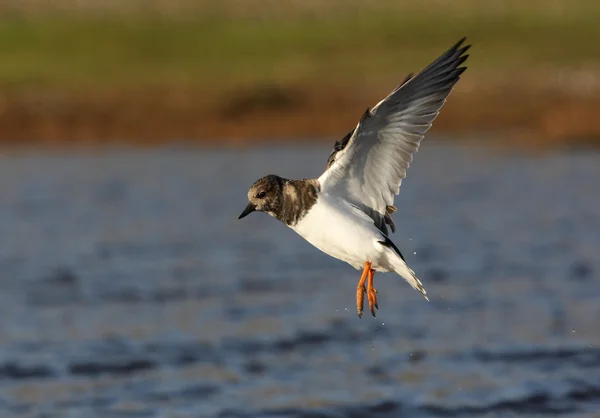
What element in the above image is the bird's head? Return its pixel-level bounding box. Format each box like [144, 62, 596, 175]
[238, 174, 284, 219]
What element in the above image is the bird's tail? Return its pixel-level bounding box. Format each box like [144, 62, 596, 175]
[379, 235, 429, 302]
[390, 256, 429, 301]
[380, 238, 429, 301]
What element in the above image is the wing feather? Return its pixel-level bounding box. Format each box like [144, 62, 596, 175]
[319, 38, 470, 234]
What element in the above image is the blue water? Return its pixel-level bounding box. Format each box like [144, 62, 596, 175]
[0, 143, 599, 417]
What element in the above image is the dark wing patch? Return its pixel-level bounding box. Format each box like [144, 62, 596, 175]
[359, 106, 371, 122]
[378, 236, 406, 262]
[326, 129, 354, 169]
[325, 107, 372, 169]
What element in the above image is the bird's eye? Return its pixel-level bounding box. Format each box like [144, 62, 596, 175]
[257, 191, 267, 199]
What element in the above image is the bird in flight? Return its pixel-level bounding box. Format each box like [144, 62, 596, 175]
[239, 38, 470, 317]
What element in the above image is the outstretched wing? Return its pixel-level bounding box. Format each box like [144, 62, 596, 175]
[319, 38, 470, 234]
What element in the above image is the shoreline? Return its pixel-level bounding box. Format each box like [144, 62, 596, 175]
[2, 3, 600, 151]
[2, 80, 600, 150]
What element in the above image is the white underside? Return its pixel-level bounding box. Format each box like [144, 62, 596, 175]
[291, 193, 401, 270]
[290, 192, 427, 298]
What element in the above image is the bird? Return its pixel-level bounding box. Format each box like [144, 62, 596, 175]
[238, 38, 470, 317]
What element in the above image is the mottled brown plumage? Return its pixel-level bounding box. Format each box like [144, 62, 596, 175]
[240, 175, 319, 226]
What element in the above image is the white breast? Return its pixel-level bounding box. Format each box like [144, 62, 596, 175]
[291, 193, 385, 270]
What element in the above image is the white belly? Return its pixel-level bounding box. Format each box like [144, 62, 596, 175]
[291, 193, 387, 270]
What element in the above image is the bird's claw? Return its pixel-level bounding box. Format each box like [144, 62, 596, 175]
[368, 286, 378, 317]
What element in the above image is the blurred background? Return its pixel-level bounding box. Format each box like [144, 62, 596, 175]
[1, 1, 599, 417]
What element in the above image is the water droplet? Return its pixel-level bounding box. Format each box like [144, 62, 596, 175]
[413, 251, 417, 255]
[344, 307, 349, 311]
[572, 329, 576, 333]
[382, 322, 385, 326]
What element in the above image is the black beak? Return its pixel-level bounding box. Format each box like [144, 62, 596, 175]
[238, 202, 256, 219]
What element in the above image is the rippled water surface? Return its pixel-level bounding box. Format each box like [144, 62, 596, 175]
[1, 143, 599, 417]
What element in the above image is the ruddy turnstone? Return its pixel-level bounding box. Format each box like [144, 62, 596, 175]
[239, 38, 470, 317]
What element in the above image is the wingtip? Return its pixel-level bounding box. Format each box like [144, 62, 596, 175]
[456, 54, 470, 69]
[459, 38, 472, 53]
[454, 36, 468, 48]
[451, 37, 471, 56]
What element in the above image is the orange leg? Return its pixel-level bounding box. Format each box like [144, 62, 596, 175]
[356, 261, 371, 318]
[367, 268, 378, 317]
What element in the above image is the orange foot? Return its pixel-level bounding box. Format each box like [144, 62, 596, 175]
[367, 268, 378, 317]
[356, 261, 378, 318]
